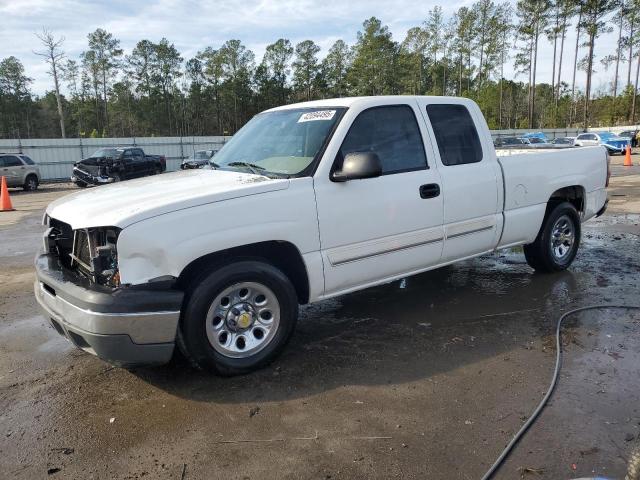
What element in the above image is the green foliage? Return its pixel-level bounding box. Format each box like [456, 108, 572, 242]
[348, 17, 399, 95]
[2, 3, 639, 139]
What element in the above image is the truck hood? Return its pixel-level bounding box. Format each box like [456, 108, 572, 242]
[47, 169, 289, 229]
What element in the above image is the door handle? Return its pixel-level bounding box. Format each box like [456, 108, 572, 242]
[419, 183, 440, 199]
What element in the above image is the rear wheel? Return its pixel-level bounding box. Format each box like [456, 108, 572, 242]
[23, 174, 38, 191]
[524, 202, 581, 273]
[177, 260, 298, 375]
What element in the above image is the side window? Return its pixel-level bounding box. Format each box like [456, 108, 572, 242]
[3, 156, 23, 167]
[134, 149, 144, 159]
[338, 105, 427, 175]
[21, 156, 35, 165]
[426, 104, 483, 166]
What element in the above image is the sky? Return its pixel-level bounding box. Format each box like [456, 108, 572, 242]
[0, 0, 625, 97]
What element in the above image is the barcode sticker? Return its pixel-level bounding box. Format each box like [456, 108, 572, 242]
[298, 110, 336, 123]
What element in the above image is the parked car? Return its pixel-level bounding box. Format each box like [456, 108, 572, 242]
[180, 149, 218, 169]
[618, 129, 638, 147]
[551, 137, 576, 146]
[494, 137, 527, 148]
[521, 132, 549, 142]
[524, 136, 550, 146]
[36, 96, 609, 374]
[574, 132, 630, 154]
[0, 153, 41, 190]
[71, 147, 166, 187]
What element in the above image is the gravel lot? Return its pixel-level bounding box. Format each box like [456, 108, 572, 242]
[1, 157, 639, 479]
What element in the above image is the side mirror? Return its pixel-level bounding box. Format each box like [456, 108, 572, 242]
[331, 152, 383, 182]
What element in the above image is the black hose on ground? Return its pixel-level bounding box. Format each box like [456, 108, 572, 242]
[482, 305, 640, 480]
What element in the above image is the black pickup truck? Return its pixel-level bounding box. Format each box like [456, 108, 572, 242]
[71, 147, 167, 187]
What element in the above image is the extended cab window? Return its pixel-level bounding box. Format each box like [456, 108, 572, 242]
[338, 105, 427, 174]
[426, 104, 483, 166]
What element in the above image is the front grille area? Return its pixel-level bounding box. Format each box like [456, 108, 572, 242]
[72, 229, 92, 272]
[48, 218, 74, 268]
[46, 218, 121, 286]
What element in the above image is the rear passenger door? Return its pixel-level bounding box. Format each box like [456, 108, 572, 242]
[418, 100, 502, 263]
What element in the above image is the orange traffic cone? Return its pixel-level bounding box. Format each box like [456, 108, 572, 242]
[624, 144, 633, 166]
[0, 176, 15, 212]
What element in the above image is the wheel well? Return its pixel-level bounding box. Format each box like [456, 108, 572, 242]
[177, 241, 310, 304]
[548, 186, 585, 214]
[25, 173, 38, 181]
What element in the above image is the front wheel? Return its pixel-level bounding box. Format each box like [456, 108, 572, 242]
[524, 202, 581, 273]
[177, 260, 298, 375]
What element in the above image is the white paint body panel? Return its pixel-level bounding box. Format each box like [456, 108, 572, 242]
[45, 96, 608, 304]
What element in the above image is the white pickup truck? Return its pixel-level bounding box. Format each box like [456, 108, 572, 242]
[35, 96, 609, 375]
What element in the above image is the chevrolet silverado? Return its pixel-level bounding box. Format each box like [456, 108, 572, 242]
[35, 96, 609, 375]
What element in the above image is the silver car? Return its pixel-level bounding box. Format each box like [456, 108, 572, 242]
[0, 153, 41, 190]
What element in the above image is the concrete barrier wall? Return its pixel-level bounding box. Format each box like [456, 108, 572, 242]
[0, 136, 230, 181]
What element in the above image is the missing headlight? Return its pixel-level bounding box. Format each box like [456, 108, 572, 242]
[69, 227, 121, 287]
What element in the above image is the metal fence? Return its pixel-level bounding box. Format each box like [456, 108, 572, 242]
[0, 136, 231, 181]
[490, 128, 586, 140]
[2, 125, 639, 181]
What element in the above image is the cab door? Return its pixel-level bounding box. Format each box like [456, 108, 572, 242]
[313, 100, 444, 296]
[417, 99, 501, 263]
[132, 148, 151, 175]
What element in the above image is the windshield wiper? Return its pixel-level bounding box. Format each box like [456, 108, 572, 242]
[227, 161, 266, 176]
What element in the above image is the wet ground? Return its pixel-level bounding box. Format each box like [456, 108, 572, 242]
[1, 169, 639, 479]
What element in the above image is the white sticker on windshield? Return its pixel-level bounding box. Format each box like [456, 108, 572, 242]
[298, 110, 336, 123]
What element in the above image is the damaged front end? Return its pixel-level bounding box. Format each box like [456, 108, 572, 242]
[44, 217, 121, 288]
[71, 157, 118, 186]
[35, 215, 183, 366]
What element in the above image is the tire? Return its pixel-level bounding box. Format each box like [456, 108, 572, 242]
[23, 174, 38, 191]
[110, 173, 121, 182]
[76, 181, 88, 188]
[524, 202, 581, 273]
[177, 259, 298, 375]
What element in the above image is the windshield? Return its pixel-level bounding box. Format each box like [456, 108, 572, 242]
[213, 107, 345, 177]
[91, 148, 121, 158]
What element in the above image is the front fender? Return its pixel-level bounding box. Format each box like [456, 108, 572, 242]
[115, 178, 320, 286]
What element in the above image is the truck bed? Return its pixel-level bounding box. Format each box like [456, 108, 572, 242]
[495, 145, 609, 249]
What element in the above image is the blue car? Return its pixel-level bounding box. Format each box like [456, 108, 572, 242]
[574, 132, 630, 154]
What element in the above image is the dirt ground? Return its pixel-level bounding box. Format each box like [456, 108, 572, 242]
[1, 159, 639, 480]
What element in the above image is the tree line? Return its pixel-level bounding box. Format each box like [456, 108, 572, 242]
[1, 0, 639, 140]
